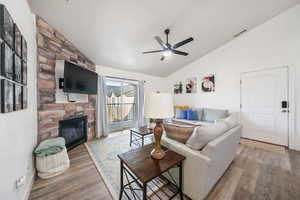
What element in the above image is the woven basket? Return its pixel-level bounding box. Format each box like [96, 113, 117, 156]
[36, 147, 70, 179]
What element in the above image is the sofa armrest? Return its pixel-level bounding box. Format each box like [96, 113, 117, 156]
[161, 135, 211, 200]
[202, 125, 242, 158]
[162, 134, 211, 163]
[200, 125, 242, 196]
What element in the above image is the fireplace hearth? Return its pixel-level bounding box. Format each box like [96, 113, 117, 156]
[59, 115, 87, 151]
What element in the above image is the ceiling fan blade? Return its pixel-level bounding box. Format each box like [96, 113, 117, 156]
[172, 50, 188, 56]
[154, 36, 168, 49]
[173, 37, 194, 49]
[142, 50, 165, 54]
[160, 55, 165, 61]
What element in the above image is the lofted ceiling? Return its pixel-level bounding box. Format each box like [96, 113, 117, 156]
[28, 0, 300, 77]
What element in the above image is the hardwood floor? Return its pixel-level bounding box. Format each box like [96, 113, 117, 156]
[29, 141, 300, 200]
[207, 143, 300, 200]
[29, 145, 113, 200]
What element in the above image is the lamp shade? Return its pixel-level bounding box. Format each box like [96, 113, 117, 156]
[144, 93, 174, 119]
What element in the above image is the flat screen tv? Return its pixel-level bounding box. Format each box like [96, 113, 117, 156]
[63, 61, 98, 94]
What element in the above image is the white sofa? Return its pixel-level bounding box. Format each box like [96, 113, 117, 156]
[161, 124, 242, 200]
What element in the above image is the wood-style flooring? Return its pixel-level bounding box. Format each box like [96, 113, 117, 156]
[29, 141, 300, 200]
[29, 145, 113, 200]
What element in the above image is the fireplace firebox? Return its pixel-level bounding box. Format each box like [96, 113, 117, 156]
[59, 115, 87, 151]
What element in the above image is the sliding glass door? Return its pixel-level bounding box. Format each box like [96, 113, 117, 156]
[105, 79, 138, 132]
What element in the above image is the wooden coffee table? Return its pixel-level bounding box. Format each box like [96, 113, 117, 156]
[118, 144, 185, 200]
[130, 127, 154, 147]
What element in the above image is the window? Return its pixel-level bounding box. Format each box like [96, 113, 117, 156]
[105, 79, 137, 131]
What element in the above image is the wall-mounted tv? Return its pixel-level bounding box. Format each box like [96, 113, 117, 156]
[63, 61, 98, 94]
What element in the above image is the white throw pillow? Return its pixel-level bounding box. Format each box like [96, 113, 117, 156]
[186, 121, 229, 150]
[217, 115, 238, 129]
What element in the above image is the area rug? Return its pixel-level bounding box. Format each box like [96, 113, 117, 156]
[86, 131, 175, 200]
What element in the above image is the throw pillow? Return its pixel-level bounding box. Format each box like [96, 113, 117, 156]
[217, 115, 238, 129]
[179, 109, 188, 119]
[163, 123, 195, 144]
[202, 108, 229, 122]
[187, 109, 199, 120]
[186, 121, 229, 150]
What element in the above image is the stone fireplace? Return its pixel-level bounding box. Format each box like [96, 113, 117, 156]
[59, 116, 87, 150]
[36, 16, 96, 142]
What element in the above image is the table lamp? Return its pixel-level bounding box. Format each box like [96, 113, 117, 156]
[144, 92, 174, 159]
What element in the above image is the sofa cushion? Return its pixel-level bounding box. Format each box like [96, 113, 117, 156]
[187, 109, 199, 120]
[186, 121, 229, 150]
[179, 109, 189, 119]
[202, 108, 228, 122]
[217, 115, 238, 129]
[196, 108, 204, 120]
[172, 119, 212, 126]
[163, 123, 195, 144]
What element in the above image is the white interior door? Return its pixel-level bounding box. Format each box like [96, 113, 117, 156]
[241, 67, 289, 146]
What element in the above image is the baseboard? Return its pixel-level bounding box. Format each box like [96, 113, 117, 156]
[23, 170, 35, 200]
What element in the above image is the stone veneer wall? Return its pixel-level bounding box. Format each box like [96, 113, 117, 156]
[36, 16, 96, 142]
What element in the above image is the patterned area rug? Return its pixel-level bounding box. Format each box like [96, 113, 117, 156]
[86, 131, 178, 200]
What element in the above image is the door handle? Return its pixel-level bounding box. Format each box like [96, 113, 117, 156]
[281, 101, 289, 108]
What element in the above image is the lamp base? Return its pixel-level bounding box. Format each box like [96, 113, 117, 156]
[151, 148, 166, 160]
[151, 119, 166, 160]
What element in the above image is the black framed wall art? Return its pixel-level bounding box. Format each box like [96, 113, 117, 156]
[1, 42, 14, 79]
[22, 36, 27, 62]
[0, 4, 14, 48]
[22, 86, 27, 109]
[14, 84, 22, 110]
[1, 79, 14, 113]
[14, 24, 22, 57]
[22, 61, 27, 85]
[0, 4, 28, 114]
[14, 54, 21, 83]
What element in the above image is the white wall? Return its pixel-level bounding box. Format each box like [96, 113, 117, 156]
[166, 5, 300, 150]
[96, 65, 168, 94]
[0, 1, 37, 200]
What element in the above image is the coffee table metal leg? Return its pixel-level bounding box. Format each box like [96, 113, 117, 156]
[119, 161, 124, 200]
[143, 183, 147, 200]
[142, 135, 144, 146]
[179, 163, 183, 200]
[130, 131, 132, 147]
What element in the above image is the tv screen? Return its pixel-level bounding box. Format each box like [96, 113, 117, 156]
[63, 61, 98, 94]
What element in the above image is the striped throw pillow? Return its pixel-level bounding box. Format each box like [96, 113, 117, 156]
[163, 123, 196, 144]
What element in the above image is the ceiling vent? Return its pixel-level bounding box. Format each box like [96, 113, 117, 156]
[233, 29, 247, 38]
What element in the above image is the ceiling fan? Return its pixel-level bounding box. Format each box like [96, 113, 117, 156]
[143, 29, 194, 61]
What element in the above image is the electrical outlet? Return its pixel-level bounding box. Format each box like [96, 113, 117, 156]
[15, 176, 26, 189]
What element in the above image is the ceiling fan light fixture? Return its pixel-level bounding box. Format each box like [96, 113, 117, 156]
[143, 29, 193, 61]
[163, 50, 172, 57]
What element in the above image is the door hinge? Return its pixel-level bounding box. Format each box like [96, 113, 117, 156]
[240, 80, 242, 85]
[240, 104, 242, 109]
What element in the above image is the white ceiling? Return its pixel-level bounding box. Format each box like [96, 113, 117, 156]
[28, 0, 300, 77]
